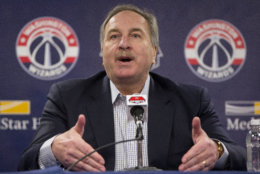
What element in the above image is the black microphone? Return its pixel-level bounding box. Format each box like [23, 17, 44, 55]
[126, 94, 147, 120]
[125, 94, 162, 171]
[126, 94, 147, 169]
[127, 94, 147, 140]
[130, 106, 144, 124]
[130, 106, 144, 140]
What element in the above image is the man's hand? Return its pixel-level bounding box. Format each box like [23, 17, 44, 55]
[52, 114, 106, 172]
[178, 117, 219, 171]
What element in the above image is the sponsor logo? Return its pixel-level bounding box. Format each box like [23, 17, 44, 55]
[225, 101, 260, 131]
[129, 96, 146, 104]
[225, 101, 260, 115]
[126, 95, 148, 106]
[0, 100, 40, 130]
[184, 19, 246, 82]
[227, 117, 257, 131]
[0, 117, 40, 130]
[16, 17, 79, 80]
[0, 100, 30, 115]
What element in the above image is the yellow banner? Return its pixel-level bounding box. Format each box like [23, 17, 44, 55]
[0, 100, 30, 115]
[254, 102, 260, 115]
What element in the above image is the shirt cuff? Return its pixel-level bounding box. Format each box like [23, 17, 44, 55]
[214, 140, 229, 169]
[38, 135, 59, 169]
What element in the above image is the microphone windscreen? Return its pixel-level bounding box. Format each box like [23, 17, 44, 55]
[130, 106, 144, 116]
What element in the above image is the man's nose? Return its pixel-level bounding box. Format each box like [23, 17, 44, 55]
[119, 36, 130, 50]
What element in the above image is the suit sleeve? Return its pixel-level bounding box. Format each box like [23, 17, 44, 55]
[198, 88, 246, 170]
[18, 83, 69, 171]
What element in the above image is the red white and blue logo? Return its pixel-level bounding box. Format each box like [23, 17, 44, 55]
[184, 19, 246, 82]
[126, 95, 148, 106]
[16, 17, 79, 80]
[128, 96, 146, 104]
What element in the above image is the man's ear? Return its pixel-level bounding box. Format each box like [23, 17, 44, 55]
[152, 46, 158, 64]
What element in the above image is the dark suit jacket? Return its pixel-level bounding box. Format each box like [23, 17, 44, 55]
[18, 71, 246, 171]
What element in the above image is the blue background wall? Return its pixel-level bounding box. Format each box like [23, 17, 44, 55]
[0, 0, 259, 171]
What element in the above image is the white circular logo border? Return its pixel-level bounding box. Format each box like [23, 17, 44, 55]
[16, 16, 80, 81]
[184, 19, 246, 82]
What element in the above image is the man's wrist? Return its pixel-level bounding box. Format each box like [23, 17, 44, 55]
[38, 135, 59, 169]
[212, 139, 224, 159]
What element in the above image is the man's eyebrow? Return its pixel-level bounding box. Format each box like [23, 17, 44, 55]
[107, 29, 120, 35]
[106, 28, 144, 37]
[130, 28, 145, 34]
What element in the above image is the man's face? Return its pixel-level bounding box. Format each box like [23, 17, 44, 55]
[102, 10, 157, 85]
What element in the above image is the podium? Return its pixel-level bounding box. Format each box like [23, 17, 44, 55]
[2, 167, 255, 174]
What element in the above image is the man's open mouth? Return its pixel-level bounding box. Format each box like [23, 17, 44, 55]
[118, 57, 133, 62]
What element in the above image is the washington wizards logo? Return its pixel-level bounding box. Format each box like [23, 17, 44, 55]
[16, 17, 79, 80]
[184, 19, 246, 82]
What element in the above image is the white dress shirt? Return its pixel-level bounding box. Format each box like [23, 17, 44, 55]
[110, 76, 150, 171]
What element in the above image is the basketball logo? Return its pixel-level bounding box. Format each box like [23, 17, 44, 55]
[184, 19, 246, 82]
[16, 17, 79, 80]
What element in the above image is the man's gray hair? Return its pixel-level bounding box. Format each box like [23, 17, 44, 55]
[100, 4, 159, 49]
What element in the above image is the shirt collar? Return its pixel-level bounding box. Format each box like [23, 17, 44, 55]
[110, 75, 150, 104]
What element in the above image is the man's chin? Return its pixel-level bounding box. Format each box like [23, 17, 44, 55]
[113, 74, 137, 83]
[115, 71, 136, 78]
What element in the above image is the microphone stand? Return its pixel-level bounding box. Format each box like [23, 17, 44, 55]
[124, 121, 162, 171]
[136, 121, 144, 168]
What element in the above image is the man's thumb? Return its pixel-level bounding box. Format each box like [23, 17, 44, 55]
[74, 114, 85, 137]
[192, 116, 203, 143]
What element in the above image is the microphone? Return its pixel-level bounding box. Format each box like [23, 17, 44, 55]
[129, 106, 145, 140]
[126, 94, 148, 125]
[125, 94, 162, 171]
[127, 94, 147, 140]
[126, 94, 147, 168]
[130, 106, 144, 126]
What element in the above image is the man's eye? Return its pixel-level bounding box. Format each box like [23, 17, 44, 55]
[110, 35, 118, 39]
[132, 34, 141, 38]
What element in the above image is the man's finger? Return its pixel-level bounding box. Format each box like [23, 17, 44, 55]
[192, 116, 203, 143]
[68, 145, 105, 169]
[76, 141, 105, 165]
[74, 114, 86, 137]
[72, 159, 104, 172]
[179, 147, 207, 171]
[181, 141, 204, 163]
[82, 156, 106, 171]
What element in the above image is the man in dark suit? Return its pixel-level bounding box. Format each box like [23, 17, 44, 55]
[18, 4, 246, 172]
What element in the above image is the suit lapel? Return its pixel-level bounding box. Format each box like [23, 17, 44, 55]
[148, 75, 175, 169]
[85, 75, 115, 170]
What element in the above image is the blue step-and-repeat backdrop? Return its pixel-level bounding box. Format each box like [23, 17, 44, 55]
[0, 0, 259, 172]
